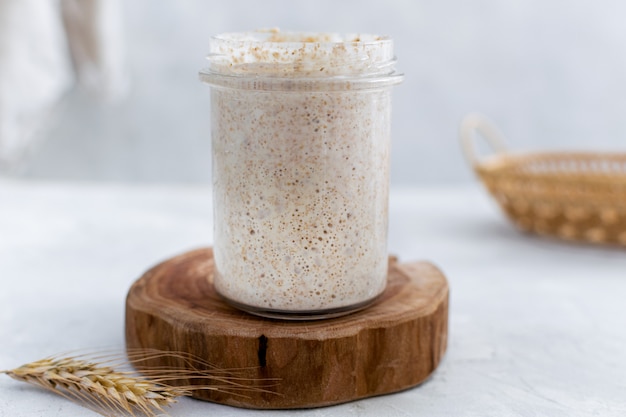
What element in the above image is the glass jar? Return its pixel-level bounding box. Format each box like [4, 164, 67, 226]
[200, 31, 403, 319]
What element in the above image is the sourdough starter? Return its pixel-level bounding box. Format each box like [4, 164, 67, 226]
[201, 31, 402, 316]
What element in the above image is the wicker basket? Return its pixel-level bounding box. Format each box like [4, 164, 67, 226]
[461, 114, 626, 246]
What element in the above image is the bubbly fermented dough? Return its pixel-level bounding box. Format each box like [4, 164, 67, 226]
[205, 32, 400, 313]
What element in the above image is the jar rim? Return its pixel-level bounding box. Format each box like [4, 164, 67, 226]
[200, 30, 403, 90]
[198, 71, 404, 92]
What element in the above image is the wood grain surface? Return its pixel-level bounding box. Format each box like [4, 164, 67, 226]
[125, 248, 449, 409]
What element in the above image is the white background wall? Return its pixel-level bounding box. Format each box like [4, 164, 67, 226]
[16, 0, 626, 185]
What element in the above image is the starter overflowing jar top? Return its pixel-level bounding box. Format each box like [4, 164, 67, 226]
[199, 30, 403, 91]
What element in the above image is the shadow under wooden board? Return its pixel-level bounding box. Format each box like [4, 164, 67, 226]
[125, 248, 449, 409]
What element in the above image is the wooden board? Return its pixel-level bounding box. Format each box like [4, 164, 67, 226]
[125, 248, 449, 409]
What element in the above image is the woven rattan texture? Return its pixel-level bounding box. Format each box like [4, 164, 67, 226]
[476, 153, 626, 245]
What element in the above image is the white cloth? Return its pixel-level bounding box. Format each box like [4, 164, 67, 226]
[61, 0, 127, 100]
[0, 0, 126, 170]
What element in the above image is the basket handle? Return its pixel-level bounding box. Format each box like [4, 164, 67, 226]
[460, 113, 508, 167]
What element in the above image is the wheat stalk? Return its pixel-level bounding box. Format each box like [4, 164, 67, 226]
[1, 349, 278, 417]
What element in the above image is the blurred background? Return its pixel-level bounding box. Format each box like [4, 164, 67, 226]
[2, 0, 626, 186]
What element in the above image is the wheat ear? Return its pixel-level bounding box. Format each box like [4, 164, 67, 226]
[1, 350, 278, 417]
[1, 356, 186, 416]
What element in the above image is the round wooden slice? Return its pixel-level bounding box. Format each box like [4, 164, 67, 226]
[125, 248, 449, 409]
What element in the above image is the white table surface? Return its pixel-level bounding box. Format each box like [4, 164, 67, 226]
[1, 179, 625, 417]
